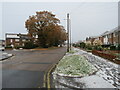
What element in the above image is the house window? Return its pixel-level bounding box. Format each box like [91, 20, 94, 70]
[113, 32, 117, 37]
[15, 39, 19, 41]
[108, 34, 111, 38]
[15, 43, 19, 46]
[115, 32, 118, 36]
[10, 39, 13, 43]
[36, 35, 38, 38]
[22, 39, 26, 41]
[22, 43, 24, 46]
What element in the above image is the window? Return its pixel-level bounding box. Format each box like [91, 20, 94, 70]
[108, 34, 111, 38]
[115, 32, 118, 36]
[15, 43, 19, 46]
[113, 32, 118, 37]
[22, 39, 26, 41]
[10, 39, 13, 43]
[36, 35, 38, 38]
[15, 39, 19, 41]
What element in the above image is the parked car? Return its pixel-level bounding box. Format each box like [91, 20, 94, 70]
[0, 45, 5, 51]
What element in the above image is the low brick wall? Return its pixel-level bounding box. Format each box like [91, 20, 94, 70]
[92, 50, 120, 64]
[92, 50, 116, 60]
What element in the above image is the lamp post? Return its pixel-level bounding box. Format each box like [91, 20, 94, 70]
[64, 13, 71, 52]
[67, 13, 70, 52]
[69, 19, 72, 51]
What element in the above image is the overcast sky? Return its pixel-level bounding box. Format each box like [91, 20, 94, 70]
[1, 2, 118, 42]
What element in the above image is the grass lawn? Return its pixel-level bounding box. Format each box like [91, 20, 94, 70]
[67, 48, 78, 54]
[114, 53, 120, 59]
[54, 55, 97, 77]
[32, 46, 60, 50]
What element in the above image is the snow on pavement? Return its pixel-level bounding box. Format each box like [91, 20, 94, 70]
[75, 48, 120, 89]
[52, 48, 120, 89]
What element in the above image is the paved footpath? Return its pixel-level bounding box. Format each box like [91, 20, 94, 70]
[52, 48, 119, 89]
[1, 47, 66, 88]
[76, 48, 120, 89]
[0, 51, 13, 60]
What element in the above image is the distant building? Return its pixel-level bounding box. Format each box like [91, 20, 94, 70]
[86, 36, 98, 45]
[0, 40, 5, 46]
[100, 31, 109, 45]
[5, 33, 31, 47]
[101, 27, 120, 46]
[85, 27, 120, 46]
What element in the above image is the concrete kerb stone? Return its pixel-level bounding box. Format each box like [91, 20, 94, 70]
[46, 52, 66, 89]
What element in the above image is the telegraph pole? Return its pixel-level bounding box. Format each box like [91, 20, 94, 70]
[67, 13, 70, 52]
[70, 19, 72, 51]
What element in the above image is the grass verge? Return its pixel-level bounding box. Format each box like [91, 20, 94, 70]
[54, 55, 97, 77]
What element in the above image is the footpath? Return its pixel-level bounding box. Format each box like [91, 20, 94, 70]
[0, 51, 13, 61]
[52, 48, 119, 89]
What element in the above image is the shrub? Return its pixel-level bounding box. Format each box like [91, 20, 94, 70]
[5, 46, 12, 49]
[110, 45, 116, 50]
[72, 43, 76, 47]
[14, 46, 24, 49]
[24, 41, 38, 49]
[79, 42, 86, 49]
[93, 45, 103, 51]
[117, 44, 120, 50]
[86, 45, 93, 50]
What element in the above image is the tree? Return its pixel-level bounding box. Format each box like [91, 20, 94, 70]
[79, 42, 86, 49]
[93, 40, 102, 46]
[25, 11, 67, 47]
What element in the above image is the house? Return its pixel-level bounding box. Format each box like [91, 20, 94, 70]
[100, 31, 109, 45]
[5, 33, 31, 47]
[102, 27, 120, 46]
[85, 26, 120, 46]
[86, 36, 99, 45]
[0, 40, 5, 46]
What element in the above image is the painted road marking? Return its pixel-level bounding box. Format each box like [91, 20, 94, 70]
[47, 64, 57, 89]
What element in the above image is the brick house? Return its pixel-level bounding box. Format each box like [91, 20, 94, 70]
[86, 36, 99, 45]
[5, 33, 31, 47]
[102, 27, 120, 46]
[85, 27, 120, 46]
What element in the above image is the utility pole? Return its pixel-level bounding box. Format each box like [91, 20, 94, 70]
[70, 19, 72, 51]
[67, 13, 70, 52]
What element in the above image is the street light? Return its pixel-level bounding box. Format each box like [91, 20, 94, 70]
[63, 13, 72, 52]
[67, 13, 70, 52]
[69, 19, 72, 51]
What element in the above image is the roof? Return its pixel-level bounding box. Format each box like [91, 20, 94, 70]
[86, 26, 120, 40]
[101, 26, 120, 36]
[89, 36, 99, 38]
[6, 33, 29, 39]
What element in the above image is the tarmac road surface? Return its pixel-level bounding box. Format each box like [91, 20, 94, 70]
[1, 47, 66, 88]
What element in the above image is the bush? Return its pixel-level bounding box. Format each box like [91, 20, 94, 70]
[79, 42, 86, 49]
[5, 46, 12, 49]
[24, 41, 38, 49]
[72, 43, 76, 47]
[86, 45, 93, 50]
[117, 44, 120, 50]
[93, 45, 103, 51]
[14, 46, 24, 49]
[103, 48, 109, 51]
[110, 45, 116, 50]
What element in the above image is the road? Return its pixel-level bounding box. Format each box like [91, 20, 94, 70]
[2, 47, 66, 88]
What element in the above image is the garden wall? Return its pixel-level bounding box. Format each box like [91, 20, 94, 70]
[92, 50, 120, 64]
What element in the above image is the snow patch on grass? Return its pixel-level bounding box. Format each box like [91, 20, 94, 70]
[54, 55, 97, 77]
